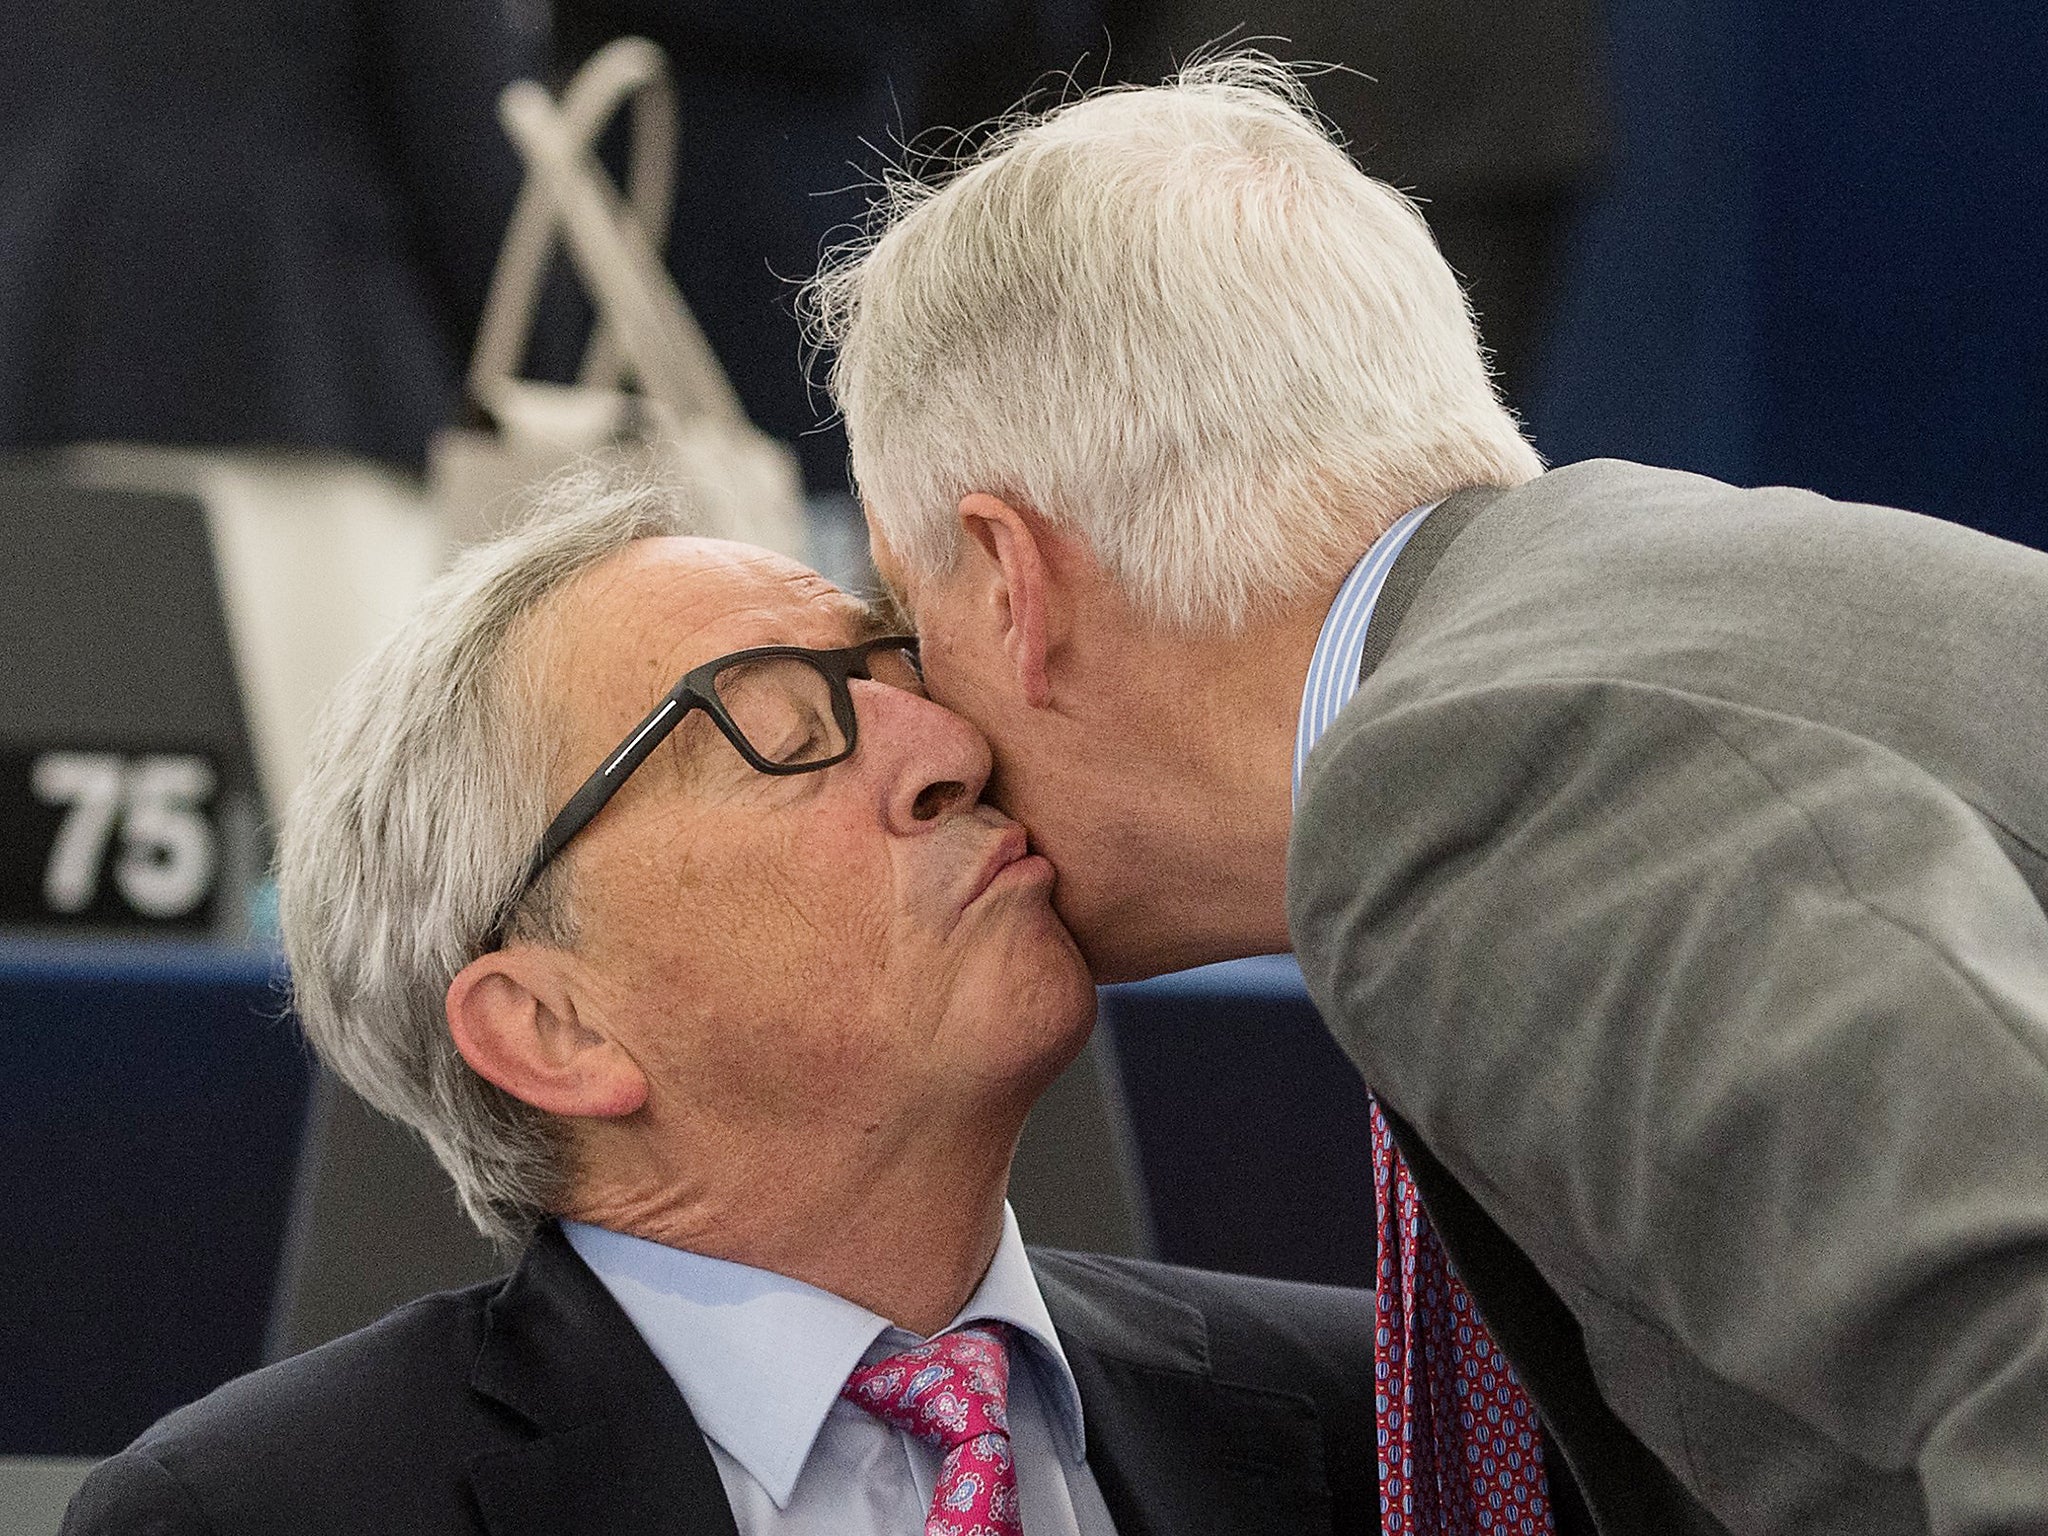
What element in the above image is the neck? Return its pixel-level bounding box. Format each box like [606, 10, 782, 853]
[1068, 586, 1340, 980]
[568, 1107, 1021, 1336]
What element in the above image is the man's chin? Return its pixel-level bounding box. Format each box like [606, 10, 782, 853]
[930, 931, 1095, 1109]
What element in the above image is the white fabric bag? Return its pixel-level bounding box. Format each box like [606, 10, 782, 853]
[431, 37, 807, 559]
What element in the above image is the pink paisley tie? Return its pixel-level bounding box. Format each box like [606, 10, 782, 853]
[1373, 1097, 1557, 1534]
[842, 1323, 1023, 1536]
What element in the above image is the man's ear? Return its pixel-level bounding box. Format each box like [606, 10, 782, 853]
[957, 493, 1056, 709]
[446, 951, 647, 1120]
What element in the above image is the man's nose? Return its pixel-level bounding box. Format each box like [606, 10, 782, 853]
[851, 679, 992, 833]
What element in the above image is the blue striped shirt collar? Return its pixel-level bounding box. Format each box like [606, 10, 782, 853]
[1292, 503, 1437, 807]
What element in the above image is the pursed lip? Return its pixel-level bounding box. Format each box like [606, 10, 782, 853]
[963, 825, 1032, 908]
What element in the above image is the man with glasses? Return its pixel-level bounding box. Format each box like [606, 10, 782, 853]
[62, 472, 1380, 1536]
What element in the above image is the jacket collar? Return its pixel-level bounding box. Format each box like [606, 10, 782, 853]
[1353, 480, 1511, 689]
[558, 1205, 1088, 1503]
[1032, 1251, 1337, 1536]
[463, 1227, 1340, 1536]
[465, 1222, 740, 1536]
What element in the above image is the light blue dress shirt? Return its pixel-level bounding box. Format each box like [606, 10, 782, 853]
[1293, 502, 1436, 797]
[564, 1206, 1120, 1535]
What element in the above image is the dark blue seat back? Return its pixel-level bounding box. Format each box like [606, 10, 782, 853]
[0, 940, 311, 1454]
[1096, 957, 1375, 1288]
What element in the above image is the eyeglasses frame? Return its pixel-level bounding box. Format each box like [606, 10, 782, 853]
[487, 635, 920, 946]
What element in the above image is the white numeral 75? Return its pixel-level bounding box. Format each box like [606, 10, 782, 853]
[30, 751, 220, 918]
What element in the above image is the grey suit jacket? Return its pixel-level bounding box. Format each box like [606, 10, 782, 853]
[1288, 460, 2048, 1535]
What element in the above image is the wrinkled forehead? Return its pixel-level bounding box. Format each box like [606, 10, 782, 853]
[526, 536, 885, 730]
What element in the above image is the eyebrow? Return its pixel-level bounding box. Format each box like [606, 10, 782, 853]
[651, 604, 900, 781]
[858, 588, 915, 637]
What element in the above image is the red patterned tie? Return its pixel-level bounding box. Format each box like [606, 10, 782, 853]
[1372, 1096, 1557, 1534]
[842, 1323, 1022, 1536]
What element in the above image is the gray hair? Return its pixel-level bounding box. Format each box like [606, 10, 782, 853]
[277, 469, 696, 1249]
[807, 53, 1544, 632]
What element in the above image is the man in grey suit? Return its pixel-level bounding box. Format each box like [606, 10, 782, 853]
[807, 53, 2048, 1536]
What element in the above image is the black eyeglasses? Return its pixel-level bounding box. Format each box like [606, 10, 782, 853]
[489, 636, 921, 944]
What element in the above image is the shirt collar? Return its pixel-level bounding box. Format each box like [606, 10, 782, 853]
[1292, 502, 1437, 807]
[562, 1204, 1085, 1508]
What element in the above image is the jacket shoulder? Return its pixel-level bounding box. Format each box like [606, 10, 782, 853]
[1028, 1249, 1372, 1401]
[63, 1447, 213, 1536]
[71, 1282, 514, 1536]
[138, 1281, 501, 1452]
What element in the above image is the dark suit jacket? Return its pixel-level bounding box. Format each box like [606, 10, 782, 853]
[63, 1224, 1377, 1534]
[1289, 460, 2048, 1535]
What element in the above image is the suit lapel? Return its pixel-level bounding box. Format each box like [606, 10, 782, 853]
[465, 1224, 741, 1536]
[1033, 1252, 1333, 1536]
[457, 1231, 1344, 1536]
[1382, 1105, 1692, 1536]
[1352, 492, 1628, 1536]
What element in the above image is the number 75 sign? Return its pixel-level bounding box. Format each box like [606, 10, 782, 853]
[3, 749, 226, 929]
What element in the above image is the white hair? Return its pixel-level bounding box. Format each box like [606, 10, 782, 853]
[807, 53, 1544, 632]
[277, 469, 696, 1249]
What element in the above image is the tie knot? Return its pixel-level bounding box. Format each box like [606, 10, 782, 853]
[841, 1323, 1013, 1452]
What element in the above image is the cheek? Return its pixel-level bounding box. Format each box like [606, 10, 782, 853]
[729, 824, 886, 957]
[923, 652, 1050, 834]
[657, 809, 906, 1015]
[922, 647, 1015, 759]
[606, 830, 913, 1110]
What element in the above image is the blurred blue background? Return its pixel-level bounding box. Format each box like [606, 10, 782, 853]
[1530, 0, 2047, 551]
